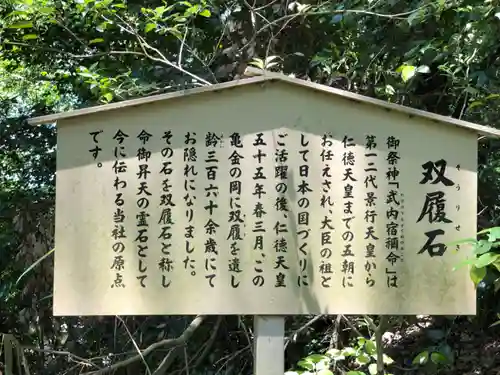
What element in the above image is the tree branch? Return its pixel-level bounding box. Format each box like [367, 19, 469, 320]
[82, 315, 206, 375]
[341, 315, 364, 338]
[363, 315, 378, 332]
[241, 5, 431, 53]
[178, 27, 188, 67]
[108, 13, 212, 86]
[7, 21, 213, 87]
[190, 316, 222, 370]
[153, 316, 222, 375]
[284, 315, 324, 349]
[116, 316, 152, 375]
[363, 315, 388, 375]
[375, 316, 388, 375]
[152, 347, 183, 375]
[4, 41, 145, 60]
[329, 315, 342, 350]
[23, 347, 101, 370]
[55, 18, 89, 50]
[258, 4, 431, 36]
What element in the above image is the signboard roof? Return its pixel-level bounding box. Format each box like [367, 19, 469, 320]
[28, 72, 500, 138]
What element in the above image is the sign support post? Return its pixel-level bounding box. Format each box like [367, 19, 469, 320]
[254, 315, 285, 375]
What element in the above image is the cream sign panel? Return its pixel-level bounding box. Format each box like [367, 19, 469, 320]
[52, 85, 477, 316]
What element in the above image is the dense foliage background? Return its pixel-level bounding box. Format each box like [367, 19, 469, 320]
[2, 0, 500, 374]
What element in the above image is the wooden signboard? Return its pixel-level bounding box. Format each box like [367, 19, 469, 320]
[29, 75, 500, 317]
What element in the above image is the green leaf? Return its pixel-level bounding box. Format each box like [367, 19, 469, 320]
[297, 360, 314, 370]
[398, 65, 416, 82]
[385, 84, 395, 95]
[452, 257, 477, 271]
[102, 92, 113, 102]
[8, 10, 28, 17]
[430, 352, 447, 365]
[490, 319, 500, 327]
[249, 58, 265, 70]
[22, 34, 37, 40]
[357, 337, 366, 347]
[318, 370, 334, 375]
[39, 7, 55, 14]
[368, 363, 377, 375]
[8, 21, 34, 29]
[296, 3, 311, 12]
[77, 72, 96, 79]
[438, 344, 454, 364]
[478, 227, 494, 235]
[326, 348, 341, 357]
[485, 94, 500, 100]
[470, 265, 487, 286]
[265, 55, 280, 64]
[468, 100, 484, 109]
[412, 351, 429, 365]
[315, 359, 331, 371]
[326, 348, 345, 361]
[164, 27, 183, 38]
[383, 354, 394, 365]
[155, 6, 166, 16]
[475, 252, 500, 268]
[89, 38, 105, 44]
[145, 23, 157, 33]
[346, 371, 365, 375]
[356, 352, 371, 365]
[487, 227, 500, 242]
[341, 347, 357, 357]
[95, 22, 108, 32]
[185, 5, 200, 16]
[16, 248, 54, 285]
[305, 354, 329, 364]
[364, 340, 376, 355]
[474, 240, 492, 255]
[416, 65, 430, 73]
[199, 9, 211, 17]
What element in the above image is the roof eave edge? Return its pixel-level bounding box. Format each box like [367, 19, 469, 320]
[27, 75, 275, 126]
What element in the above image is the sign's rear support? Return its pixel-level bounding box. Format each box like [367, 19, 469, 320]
[254, 316, 285, 375]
